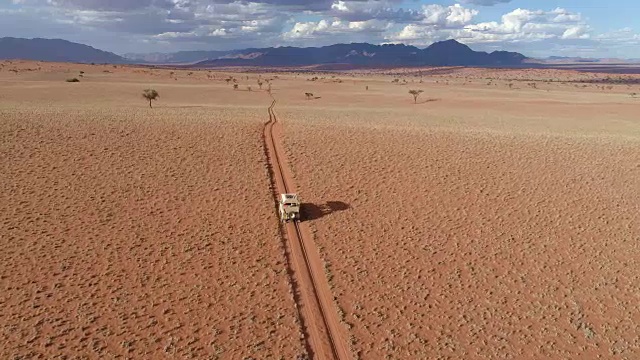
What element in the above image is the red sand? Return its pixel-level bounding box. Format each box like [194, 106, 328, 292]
[278, 78, 640, 358]
[1, 60, 639, 358]
[0, 63, 305, 358]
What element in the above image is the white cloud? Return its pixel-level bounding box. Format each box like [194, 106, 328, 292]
[330, 0, 421, 22]
[596, 28, 640, 45]
[386, 23, 440, 43]
[561, 25, 589, 40]
[283, 18, 391, 40]
[422, 4, 478, 28]
[2, 1, 640, 57]
[460, 0, 511, 5]
[386, 6, 594, 50]
[455, 7, 590, 43]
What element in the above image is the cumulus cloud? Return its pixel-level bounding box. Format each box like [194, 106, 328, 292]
[45, 0, 172, 11]
[283, 18, 391, 41]
[386, 23, 441, 43]
[330, 1, 421, 22]
[596, 28, 640, 45]
[421, 4, 478, 28]
[386, 6, 593, 51]
[456, 7, 591, 43]
[2, 0, 640, 57]
[460, 0, 511, 6]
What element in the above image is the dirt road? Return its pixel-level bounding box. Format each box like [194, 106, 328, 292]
[263, 98, 352, 360]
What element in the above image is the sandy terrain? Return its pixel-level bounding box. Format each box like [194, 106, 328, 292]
[1, 60, 639, 359]
[0, 62, 305, 359]
[264, 100, 352, 360]
[274, 73, 640, 358]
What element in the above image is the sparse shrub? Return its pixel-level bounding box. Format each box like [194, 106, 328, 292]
[247, 85, 252, 91]
[66, 78, 80, 82]
[142, 88, 159, 108]
[408, 89, 424, 103]
[233, 84, 239, 90]
[258, 81, 263, 89]
[305, 92, 314, 100]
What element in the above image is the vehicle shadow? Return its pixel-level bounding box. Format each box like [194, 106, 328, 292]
[301, 201, 350, 221]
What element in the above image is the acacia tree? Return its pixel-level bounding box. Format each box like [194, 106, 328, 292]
[257, 80, 263, 89]
[305, 92, 314, 100]
[142, 89, 159, 108]
[408, 89, 424, 104]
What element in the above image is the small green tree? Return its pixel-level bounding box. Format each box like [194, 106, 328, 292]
[142, 89, 159, 108]
[408, 89, 423, 104]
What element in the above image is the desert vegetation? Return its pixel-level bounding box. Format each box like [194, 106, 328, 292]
[142, 88, 159, 108]
[408, 89, 424, 103]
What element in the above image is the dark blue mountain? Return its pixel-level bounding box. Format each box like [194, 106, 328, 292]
[195, 39, 526, 67]
[0, 37, 127, 64]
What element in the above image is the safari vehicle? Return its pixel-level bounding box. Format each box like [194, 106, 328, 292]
[279, 193, 300, 222]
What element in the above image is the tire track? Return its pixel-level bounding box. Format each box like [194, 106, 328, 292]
[263, 97, 351, 360]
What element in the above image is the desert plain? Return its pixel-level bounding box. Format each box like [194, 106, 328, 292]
[1, 60, 639, 359]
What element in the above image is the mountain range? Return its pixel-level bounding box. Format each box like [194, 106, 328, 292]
[190, 40, 526, 68]
[1, 37, 527, 68]
[0, 37, 127, 64]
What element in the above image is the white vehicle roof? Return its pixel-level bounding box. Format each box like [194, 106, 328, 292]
[280, 193, 299, 204]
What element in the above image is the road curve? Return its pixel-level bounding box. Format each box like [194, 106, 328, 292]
[263, 97, 352, 360]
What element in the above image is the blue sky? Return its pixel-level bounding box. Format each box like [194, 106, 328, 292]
[1, 1, 639, 58]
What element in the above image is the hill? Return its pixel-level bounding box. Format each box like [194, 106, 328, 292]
[0, 37, 127, 64]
